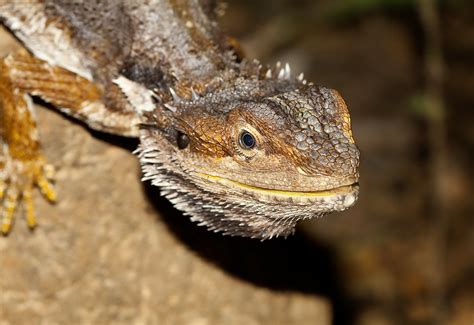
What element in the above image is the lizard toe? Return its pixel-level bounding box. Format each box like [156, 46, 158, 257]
[1, 187, 18, 235]
[0, 155, 57, 235]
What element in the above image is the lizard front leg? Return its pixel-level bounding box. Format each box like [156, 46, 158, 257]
[5, 49, 140, 136]
[0, 57, 56, 233]
[0, 49, 139, 234]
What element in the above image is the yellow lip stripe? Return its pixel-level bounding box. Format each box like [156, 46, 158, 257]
[196, 173, 354, 197]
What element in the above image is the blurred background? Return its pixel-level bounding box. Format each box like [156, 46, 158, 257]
[1, 1, 473, 325]
[221, 0, 473, 324]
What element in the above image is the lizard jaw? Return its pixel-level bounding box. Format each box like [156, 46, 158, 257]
[196, 172, 359, 209]
[138, 140, 358, 238]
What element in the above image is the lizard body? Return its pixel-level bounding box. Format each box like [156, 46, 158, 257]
[0, 0, 360, 239]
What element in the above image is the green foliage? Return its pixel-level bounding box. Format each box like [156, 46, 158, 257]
[409, 93, 445, 121]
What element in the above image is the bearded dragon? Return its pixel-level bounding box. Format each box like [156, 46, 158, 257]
[0, 0, 360, 239]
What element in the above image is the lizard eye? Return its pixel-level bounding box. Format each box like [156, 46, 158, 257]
[239, 131, 256, 149]
[177, 131, 190, 149]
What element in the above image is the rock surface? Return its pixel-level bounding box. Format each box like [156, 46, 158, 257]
[0, 28, 331, 325]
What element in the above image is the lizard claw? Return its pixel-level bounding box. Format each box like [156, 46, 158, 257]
[0, 154, 56, 235]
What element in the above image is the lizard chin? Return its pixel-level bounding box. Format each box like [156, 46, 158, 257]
[195, 172, 359, 208]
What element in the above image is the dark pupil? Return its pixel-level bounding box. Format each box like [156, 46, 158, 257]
[240, 131, 255, 149]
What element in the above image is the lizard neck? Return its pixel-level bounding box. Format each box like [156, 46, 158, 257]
[120, 0, 240, 97]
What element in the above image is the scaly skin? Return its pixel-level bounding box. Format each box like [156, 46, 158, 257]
[0, 54, 56, 233]
[0, 0, 360, 238]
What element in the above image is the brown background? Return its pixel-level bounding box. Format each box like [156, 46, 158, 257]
[1, 1, 474, 324]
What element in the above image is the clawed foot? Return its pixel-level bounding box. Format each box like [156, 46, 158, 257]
[0, 153, 56, 234]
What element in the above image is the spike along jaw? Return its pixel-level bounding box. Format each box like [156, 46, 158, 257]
[137, 72, 360, 239]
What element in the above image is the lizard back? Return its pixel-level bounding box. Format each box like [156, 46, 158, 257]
[0, 0, 236, 92]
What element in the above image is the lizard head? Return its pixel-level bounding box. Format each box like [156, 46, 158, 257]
[137, 66, 360, 239]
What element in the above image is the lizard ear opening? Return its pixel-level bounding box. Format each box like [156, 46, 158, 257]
[177, 131, 190, 149]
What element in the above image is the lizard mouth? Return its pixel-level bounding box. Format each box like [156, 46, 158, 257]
[196, 172, 359, 208]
